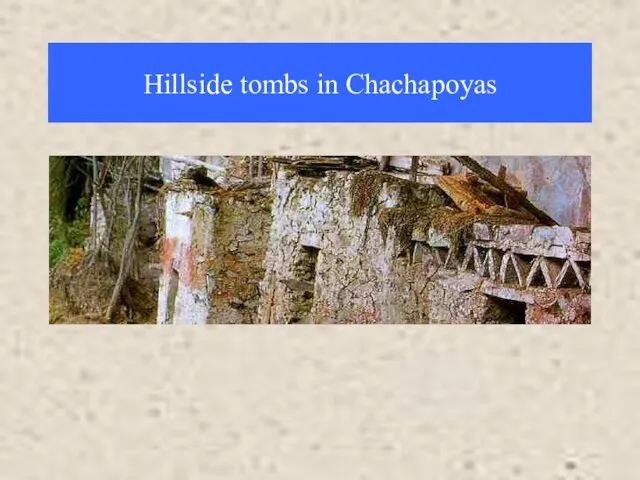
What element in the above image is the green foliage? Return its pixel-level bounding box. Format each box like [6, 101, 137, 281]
[49, 239, 66, 268]
[49, 209, 90, 268]
[49, 156, 91, 269]
[49, 156, 70, 219]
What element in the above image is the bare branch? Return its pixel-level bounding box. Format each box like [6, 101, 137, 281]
[105, 157, 145, 322]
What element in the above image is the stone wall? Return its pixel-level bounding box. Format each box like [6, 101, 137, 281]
[414, 220, 591, 324]
[257, 169, 452, 324]
[206, 189, 272, 324]
[156, 158, 590, 325]
[157, 185, 272, 324]
[255, 167, 590, 324]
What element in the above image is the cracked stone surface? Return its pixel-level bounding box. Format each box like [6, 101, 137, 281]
[257, 170, 451, 324]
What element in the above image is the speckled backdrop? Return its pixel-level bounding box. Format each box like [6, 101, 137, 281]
[1, 1, 638, 479]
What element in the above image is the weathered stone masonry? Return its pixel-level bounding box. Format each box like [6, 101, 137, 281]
[157, 177, 272, 324]
[157, 157, 591, 324]
[257, 169, 451, 324]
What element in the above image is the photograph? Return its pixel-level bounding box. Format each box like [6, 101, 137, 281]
[49, 155, 591, 325]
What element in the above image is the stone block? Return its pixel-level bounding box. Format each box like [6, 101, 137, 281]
[480, 282, 536, 304]
[531, 225, 574, 247]
[426, 227, 451, 248]
[492, 224, 534, 244]
[300, 232, 322, 249]
[437, 271, 483, 293]
[472, 222, 492, 241]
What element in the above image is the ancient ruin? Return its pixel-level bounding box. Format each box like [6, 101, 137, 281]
[49, 155, 591, 324]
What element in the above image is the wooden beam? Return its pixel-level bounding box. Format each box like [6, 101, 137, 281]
[451, 156, 558, 226]
[435, 174, 497, 214]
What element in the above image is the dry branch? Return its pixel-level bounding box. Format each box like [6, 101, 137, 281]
[105, 157, 144, 322]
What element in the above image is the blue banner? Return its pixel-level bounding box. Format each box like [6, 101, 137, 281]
[48, 43, 592, 123]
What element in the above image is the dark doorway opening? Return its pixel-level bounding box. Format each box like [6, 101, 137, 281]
[296, 245, 320, 283]
[484, 296, 527, 324]
[285, 245, 320, 324]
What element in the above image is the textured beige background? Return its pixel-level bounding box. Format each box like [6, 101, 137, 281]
[0, 0, 637, 478]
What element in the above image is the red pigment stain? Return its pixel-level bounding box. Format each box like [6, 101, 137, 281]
[179, 245, 206, 289]
[162, 238, 177, 272]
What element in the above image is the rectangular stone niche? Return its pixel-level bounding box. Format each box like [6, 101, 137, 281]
[287, 245, 320, 324]
[484, 296, 527, 324]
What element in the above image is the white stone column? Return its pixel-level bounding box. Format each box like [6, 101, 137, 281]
[157, 190, 215, 325]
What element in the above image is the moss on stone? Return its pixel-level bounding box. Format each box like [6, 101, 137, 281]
[350, 170, 389, 217]
[421, 206, 540, 255]
[350, 169, 450, 219]
[368, 170, 538, 256]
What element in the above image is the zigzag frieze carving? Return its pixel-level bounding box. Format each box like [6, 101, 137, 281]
[415, 222, 591, 293]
